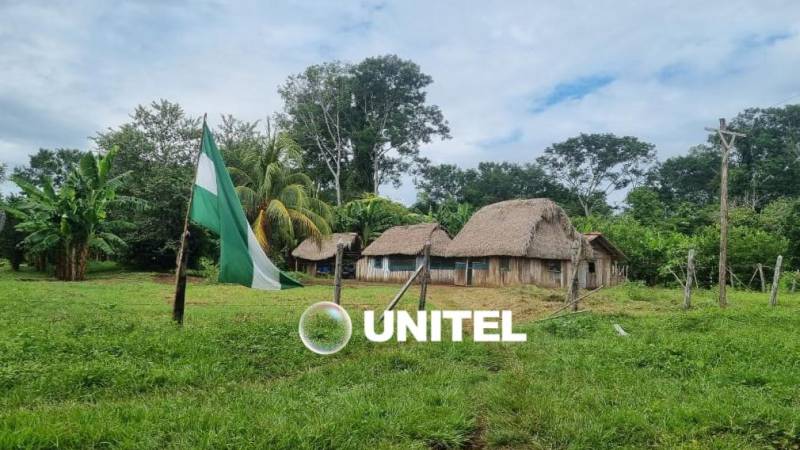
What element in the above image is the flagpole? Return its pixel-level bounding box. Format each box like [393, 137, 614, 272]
[173, 113, 207, 325]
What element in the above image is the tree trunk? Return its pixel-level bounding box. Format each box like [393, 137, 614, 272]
[373, 155, 380, 196]
[76, 243, 90, 281]
[334, 158, 342, 206]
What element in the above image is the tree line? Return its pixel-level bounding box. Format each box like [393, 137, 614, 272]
[1, 53, 799, 287]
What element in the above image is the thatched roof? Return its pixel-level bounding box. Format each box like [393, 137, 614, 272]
[291, 232, 359, 261]
[447, 198, 593, 259]
[361, 223, 451, 257]
[583, 232, 625, 260]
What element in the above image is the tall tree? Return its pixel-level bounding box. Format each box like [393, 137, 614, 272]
[537, 133, 656, 216]
[278, 62, 353, 206]
[11, 148, 84, 188]
[654, 145, 720, 207]
[414, 161, 583, 215]
[350, 55, 450, 194]
[94, 100, 203, 269]
[727, 105, 800, 208]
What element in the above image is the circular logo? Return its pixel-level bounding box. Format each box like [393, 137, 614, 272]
[298, 301, 353, 355]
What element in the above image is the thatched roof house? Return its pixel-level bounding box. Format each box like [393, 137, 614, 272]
[447, 199, 605, 288]
[582, 232, 626, 288]
[447, 198, 592, 259]
[362, 223, 451, 257]
[291, 232, 361, 277]
[292, 232, 359, 261]
[583, 233, 625, 260]
[357, 223, 455, 283]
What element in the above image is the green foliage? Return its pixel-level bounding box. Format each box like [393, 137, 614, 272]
[279, 55, 449, 204]
[7, 147, 134, 280]
[414, 161, 587, 216]
[423, 200, 475, 236]
[226, 119, 332, 259]
[196, 257, 219, 283]
[654, 145, 720, 207]
[11, 148, 85, 188]
[94, 100, 206, 270]
[537, 133, 656, 216]
[0, 195, 25, 270]
[335, 195, 427, 244]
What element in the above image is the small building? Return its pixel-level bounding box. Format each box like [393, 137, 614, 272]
[582, 232, 626, 289]
[291, 232, 361, 278]
[446, 198, 595, 288]
[356, 223, 454, 283]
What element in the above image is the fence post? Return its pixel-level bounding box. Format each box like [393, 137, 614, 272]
[333, 240, 344, 305]
[769, 255, 782, 307]
[418, 241, 432, 310]
[792, 270, 798, 293]
[758, 263, 766, 293]
[567, 240, 582, 311]
[683, 249, 695, 310]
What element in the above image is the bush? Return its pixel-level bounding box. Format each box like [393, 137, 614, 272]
[198, 257, 219, 283]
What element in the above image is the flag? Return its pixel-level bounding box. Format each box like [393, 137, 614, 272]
[189, 123, 301, 290]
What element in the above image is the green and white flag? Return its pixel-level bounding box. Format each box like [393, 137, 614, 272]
[190, 123, 301, 290]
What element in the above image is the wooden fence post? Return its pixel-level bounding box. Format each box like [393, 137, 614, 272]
[683, 249, 695, 310]
[333, 240, 344, 305]
[418, 241, 431, 310]
[567, 240, 582, 312]
[769, 255, 782, 307]
[758, 263, 766, 293]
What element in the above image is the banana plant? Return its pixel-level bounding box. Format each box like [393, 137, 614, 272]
[6, 147, 140, 280]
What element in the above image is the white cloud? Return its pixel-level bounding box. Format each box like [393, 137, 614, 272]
[1, 0, 800, 204]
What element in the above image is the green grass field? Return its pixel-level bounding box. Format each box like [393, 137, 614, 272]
[1, 264, 799, 449]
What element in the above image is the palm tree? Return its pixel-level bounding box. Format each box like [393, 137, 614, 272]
[335, 195, 426, 245]
[7, 147, 135, 280]
[228, 122, 332, 255]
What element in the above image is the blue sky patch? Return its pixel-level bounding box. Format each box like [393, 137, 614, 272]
[531, 74, 614, 113]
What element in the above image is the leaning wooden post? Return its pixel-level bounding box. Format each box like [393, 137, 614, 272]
[418, 240, 432, 311]
[769, 255, 783, 307]
[173, 113, 207, 325]
[333, 240, 344, 305]
[758, 263, 766, 293]
[683, 249, 695, 310]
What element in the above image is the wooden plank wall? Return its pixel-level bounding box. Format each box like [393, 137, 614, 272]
[356, 256, 455, 284]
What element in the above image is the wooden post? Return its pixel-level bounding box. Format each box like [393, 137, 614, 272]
[380, 263, 425, 322]
[333, 240, 344, 305]
[706, 118, 744, 307]
[792, 270, 797, 293]
[418, 240, 431, 311]
[566, 239, 582, 312]
[770, 255, 782, 307]
[717, 118, 730, 307]
[683, 249, 695, 310]
[758, 263, 766, 293]
[173, 113, 207, 325]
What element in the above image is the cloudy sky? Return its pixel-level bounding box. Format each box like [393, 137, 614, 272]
[2, 0, 800, 204]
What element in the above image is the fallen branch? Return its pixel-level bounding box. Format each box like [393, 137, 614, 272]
[667, 267, 685, 289]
